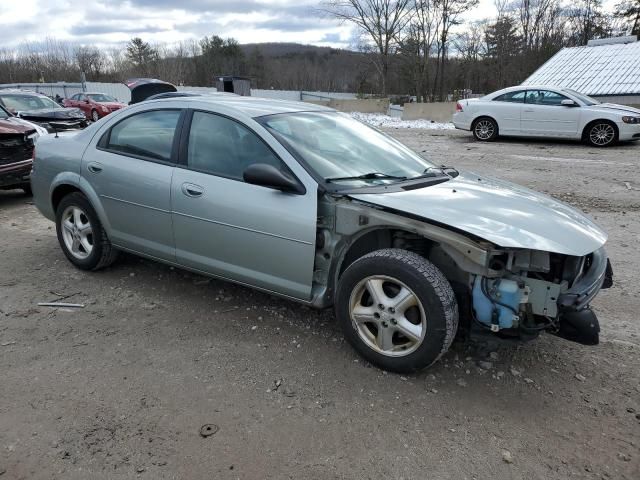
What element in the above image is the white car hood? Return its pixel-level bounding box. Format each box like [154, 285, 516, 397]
[349, 173, 607, 256]
[590, 103, 640, 116]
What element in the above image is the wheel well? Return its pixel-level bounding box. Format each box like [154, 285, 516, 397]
[338, 229, 434, 277]
[582, 119, 618, 140]
[472, 115, 498, 130]
[51, 184, 82, 213]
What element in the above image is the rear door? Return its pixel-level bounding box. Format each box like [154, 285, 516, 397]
[82, 108, 183, 260]
[487, 90, 525, 135]
[521, 90, 580, 136]
[171, 110, 317, 300]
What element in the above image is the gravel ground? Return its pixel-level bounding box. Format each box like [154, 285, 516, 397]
[1, 130, 639, 479]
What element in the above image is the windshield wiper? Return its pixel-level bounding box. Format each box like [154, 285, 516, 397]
[325, 172, 407, 183]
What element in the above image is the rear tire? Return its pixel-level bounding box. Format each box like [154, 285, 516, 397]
[55, 192, 118, 271]
[472, 117, 499, 142]
[335, 249, 458, 373]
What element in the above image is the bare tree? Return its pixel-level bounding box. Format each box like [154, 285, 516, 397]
[400, 0, 442, 101]
[322, 0, 412, 95]
[432, 0, 479, 101]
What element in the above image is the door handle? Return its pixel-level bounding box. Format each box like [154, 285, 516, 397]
[87, 162, 103, 173]
[181, 183, 204, 198]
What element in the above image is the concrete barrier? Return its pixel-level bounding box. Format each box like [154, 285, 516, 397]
[327, 98, 390, 113]
[402, 102, 456, 122]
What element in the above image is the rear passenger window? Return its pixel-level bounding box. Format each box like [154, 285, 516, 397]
[105, 110, 181, 162]
[187, 111, 284, 181]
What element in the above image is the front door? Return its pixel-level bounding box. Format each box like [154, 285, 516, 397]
[82, 108, 182, 260]
[171, 110, 317, 300]
[521, 90, 580, 136]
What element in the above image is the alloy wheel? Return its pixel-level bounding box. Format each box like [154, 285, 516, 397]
[91, 110, 100, 122]
[474, 119, 495, 140]
[60, 205, 94, 260]
[348, 275, 427, 357]
[589, 123, 615, 146]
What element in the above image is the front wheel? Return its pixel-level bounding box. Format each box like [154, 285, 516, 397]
[335, 249, 458, 373]
[587, 121, 617, 147]
[91, 110, 100, 122]
[55, 192, 118, 270]
[472, 117, 498, 141]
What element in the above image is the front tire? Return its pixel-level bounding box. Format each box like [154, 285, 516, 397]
[472, 117, 498, 142]
[91, 110, 100, 122]
[586, 121, 617, 147]
[55, 192, 118, 270]
[335, 249, 458, 373]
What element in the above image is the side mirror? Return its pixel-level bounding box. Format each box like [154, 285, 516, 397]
[561, 99, 577, 107]
[243, 163, 305, 195]
[85, 99, 90, 104]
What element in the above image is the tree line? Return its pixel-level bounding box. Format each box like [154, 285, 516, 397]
[0, 0, 638, 100]
[324, 0, 639, 100]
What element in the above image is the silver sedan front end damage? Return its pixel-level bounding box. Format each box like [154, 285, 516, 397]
[312, 194, 612, 346]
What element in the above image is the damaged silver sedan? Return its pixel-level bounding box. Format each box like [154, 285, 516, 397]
[31, 92, 613, 373]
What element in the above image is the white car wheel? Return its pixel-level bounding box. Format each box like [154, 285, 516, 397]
[587, 122, 617, 147]
[473, 118, 498, 142]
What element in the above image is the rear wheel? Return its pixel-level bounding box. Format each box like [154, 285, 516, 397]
[586, 121, 617, 147]
[472, 117, 498, 141]
[55, 192, 118, 270]
[336, 249, 458, 373]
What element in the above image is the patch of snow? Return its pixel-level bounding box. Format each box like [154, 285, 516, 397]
[349, 112, 455, 130]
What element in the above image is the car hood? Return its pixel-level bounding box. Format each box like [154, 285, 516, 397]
[589, 103, 640, 116]
[0, 117, 35, 134]
[349, 173, 607, 256]
[17, 108, 85, 120]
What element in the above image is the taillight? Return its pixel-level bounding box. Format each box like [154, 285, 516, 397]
[456, 102, 463, 113]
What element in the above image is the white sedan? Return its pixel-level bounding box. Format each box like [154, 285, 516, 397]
[453, 86, 640, 147]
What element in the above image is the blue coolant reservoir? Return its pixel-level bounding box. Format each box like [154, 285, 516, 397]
[472, 277, 521, 329]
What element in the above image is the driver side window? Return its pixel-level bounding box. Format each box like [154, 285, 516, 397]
[187, 111, 284, 181]
[525, 90, 569, 106]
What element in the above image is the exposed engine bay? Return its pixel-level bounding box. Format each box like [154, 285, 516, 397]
[311, 195, 612, 346]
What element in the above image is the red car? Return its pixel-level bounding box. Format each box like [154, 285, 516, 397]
[63, 92, 126, 122]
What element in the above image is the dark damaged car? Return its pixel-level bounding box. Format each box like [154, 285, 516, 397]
[0, 91, 87, 133]
[0, 105, 36, 194]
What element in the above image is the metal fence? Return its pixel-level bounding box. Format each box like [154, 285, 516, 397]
[0, 81, 363, 105]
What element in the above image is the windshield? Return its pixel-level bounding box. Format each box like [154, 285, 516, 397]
[257, 112, 436, 187]
[88, 94, 117, 102]
[0, 94, 61, 111]
[564, 89, 600, 106]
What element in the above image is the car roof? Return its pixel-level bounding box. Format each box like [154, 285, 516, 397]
[492, 85, 570, 94]
[142, 94, 334, 118]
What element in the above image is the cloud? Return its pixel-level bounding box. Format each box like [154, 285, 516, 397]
[0, 0, 350, 48]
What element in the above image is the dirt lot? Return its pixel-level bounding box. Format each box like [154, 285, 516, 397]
[1, 130, 639, 479]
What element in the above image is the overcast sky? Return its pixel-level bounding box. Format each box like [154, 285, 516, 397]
[0, 0, 503, 49]
[0, 0, 617, 50]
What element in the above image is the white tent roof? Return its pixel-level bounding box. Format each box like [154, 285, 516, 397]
[523, 40, 640, 96]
